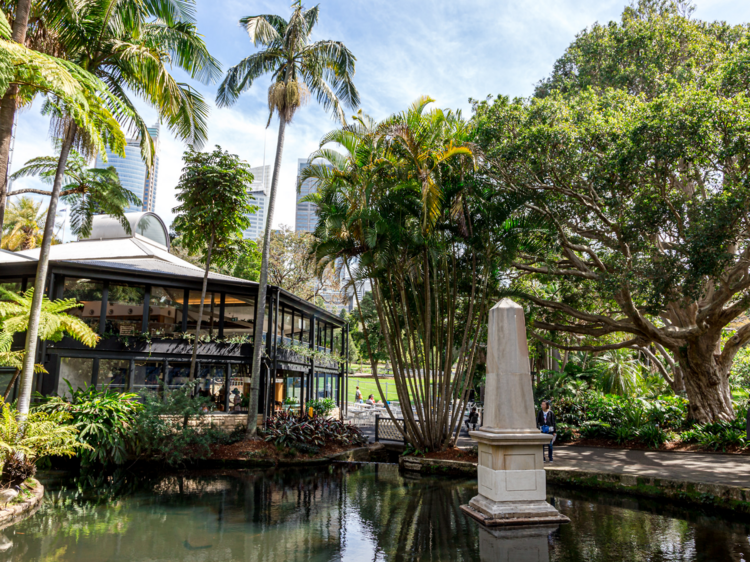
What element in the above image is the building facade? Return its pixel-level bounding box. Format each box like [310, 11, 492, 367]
[295, 158, 319, 233]
[95, 124, 160, 213]
[0, 213, 349, 419]
[244, 165, 271, 241]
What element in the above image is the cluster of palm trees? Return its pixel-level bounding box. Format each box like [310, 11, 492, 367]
[299, 98, 518, 450]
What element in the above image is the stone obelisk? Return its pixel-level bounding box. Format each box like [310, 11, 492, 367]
[461, 299, 569, 526]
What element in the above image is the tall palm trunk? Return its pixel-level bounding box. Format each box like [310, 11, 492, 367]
[188, 229, 214, 381]
[246, 116, 286, 437]
[0, 0, 34, 230]
[17, 123, 76, 417]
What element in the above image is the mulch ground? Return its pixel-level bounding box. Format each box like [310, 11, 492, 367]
[418, 448, 478, 463]
[565, 438, 750, 455]
[207, 439, 355, 462]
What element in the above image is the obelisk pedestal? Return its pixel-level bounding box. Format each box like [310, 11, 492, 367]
[460, 299, 569, 526]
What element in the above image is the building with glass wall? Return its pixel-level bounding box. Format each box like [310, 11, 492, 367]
[95, 124, 160, 213]
[0, 212, 349, 418]
[244, 165, 271, 241]
[295, 158, 320, 233]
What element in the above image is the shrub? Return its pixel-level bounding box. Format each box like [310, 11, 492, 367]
[682, 421, 747, 451]
[613, 425, 637, 444]
[306, 398, 337, 417]
[636, 425, 669, 448]
[0, 399, 84, 486]
[580, 421, 612, 440]
[132, 383, 227, 465]
[555, 422, 575, 443]
[262, 411, 367, 450]
[34, 384, 141, 465]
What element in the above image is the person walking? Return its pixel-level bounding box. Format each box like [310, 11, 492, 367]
[537, 399, 557, 462]
[465, 407, 479, 433]
[355, 386, 363, 404]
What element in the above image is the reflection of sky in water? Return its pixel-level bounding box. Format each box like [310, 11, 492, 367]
[4, 465, 750, 562]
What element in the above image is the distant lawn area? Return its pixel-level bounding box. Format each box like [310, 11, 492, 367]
[347, 377, 403, 403]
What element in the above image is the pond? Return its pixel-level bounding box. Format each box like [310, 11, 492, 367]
[3, 463, 750, 562]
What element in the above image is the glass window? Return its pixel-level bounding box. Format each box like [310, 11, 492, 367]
[223, 295, 255, 339]
[197, 363, 227, 411]
[133, 360, 164, 392]
[0, 369, 15, 401]
[148, 287, 184, 337]
[63, 278, 104, 332]
[136, 215, 168, 247]
[99, 359, 130, 392]
[186, 291, 219, 337]
[165, 362, 190, 389]
[106, 283, 145, 336]
[57, 357, 94, 398]
[301, 315, 310, 343]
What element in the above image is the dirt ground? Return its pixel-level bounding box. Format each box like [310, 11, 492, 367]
[207, 439, 355, 462]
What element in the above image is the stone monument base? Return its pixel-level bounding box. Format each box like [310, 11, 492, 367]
[460, 500, 570, 527]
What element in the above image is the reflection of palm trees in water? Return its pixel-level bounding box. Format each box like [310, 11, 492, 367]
[348, 464, 479, 562]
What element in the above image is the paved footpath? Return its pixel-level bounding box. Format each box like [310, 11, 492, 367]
[550, 445, 750, 487]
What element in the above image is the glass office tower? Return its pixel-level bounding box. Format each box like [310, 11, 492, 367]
[95, 124, 160, 212]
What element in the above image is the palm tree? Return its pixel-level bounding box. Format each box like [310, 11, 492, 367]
[596, 350, 641, 396]
[302, 100, 495, 450]
[15, 0, 220, 417]
[10, 147, 142, 238]
[1, 196, 45, 250]
[216, 2, 359, 436]
[0, 1, 129, 229]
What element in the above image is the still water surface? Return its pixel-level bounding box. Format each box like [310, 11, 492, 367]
[2, 463, 749, 562]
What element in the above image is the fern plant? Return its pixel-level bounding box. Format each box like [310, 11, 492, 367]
[0, 287, 99, 397]
[0, 398, 86, 486]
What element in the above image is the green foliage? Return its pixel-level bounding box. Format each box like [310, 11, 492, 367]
[132, 383, 229, 466]
[474, 1, 750, 423]
[595, 351, 641, 397]
[217, 3, 360, 123]
[34, 385, 141, 465]
[636, 425, 671, 449]
[171, 146, 257, 266]
[11, 148, 142, 239]
[1, 196, 46, 251]
[0, 399, 84, 484]
[306, 398, 336, 417]
[262, 411, 367, 449]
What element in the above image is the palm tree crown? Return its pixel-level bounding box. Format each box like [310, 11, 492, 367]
[1, 196, 45, 251]
[216, 3, 359, 124]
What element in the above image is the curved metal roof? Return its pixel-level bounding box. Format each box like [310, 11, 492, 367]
[81, 212, 170, 249]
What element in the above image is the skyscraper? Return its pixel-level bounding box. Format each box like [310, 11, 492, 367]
[95, 124, 160, 212]
[243, 164, 271, 241]
[295, 158, 319, 232]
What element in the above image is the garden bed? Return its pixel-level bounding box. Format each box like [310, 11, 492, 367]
[418, 447, 478, 463]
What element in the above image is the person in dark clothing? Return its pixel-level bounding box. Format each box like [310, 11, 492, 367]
[536, 400, 557, 462]
[465, 407, 479, 432]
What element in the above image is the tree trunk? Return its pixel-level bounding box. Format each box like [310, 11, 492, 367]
[246, 116, 286, 438]
[676, 338, 734, 423]
[0, 0, 34, 230]
[16, 123, 76, 417]
[188, 230, 214, 381]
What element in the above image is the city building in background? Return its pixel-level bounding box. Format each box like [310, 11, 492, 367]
[243, 164, 271, 241]
[295, 158, 324, 233]
[95, 124, 160, 213]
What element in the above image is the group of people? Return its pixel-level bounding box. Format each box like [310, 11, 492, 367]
[354, 386, 383, 406]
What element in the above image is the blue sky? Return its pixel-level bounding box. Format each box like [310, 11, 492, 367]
[10, 0, 750, 236]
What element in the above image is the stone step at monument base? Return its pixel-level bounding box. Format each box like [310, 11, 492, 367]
[460, 500, 571, 527]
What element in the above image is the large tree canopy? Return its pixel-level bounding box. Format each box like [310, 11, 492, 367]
[475, 1, 750, 423]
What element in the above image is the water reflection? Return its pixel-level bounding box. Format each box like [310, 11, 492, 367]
[2, 465, 749, 562]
